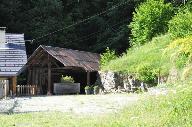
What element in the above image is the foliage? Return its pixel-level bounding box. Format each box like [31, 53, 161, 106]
[84, 86, 91, 90]
[165, 35, 192, 69]
[102, 35, 172, 83]
[102, 35, 192, 83]
[168, 8, 192, 38]
[93, 85, 99, 90]
[0, 0, 145, 54]
[129, 0, 174, 46]
[60, 75, 74, 83]
[136, 63, 157, 83]
[100, 47, 117, 67]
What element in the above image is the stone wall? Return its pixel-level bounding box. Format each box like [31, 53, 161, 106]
[97, 71, 123, 91]
[97, 71, 147, 93]
[96, 68, 177, 93]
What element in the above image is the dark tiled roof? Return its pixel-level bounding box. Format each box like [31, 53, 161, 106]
[27, 45, 100, 72]
[0, 34, 27, 76]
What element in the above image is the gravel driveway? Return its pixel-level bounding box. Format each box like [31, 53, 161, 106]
[0, 94, 138, 115]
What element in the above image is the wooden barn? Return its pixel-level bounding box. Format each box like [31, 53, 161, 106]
[21, 45, 100, 95]
[0, 27, 27, 97]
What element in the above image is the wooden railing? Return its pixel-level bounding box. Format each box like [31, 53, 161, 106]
[16, 85, 38, 96]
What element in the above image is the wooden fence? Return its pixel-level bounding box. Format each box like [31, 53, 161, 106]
[16, 85, 38, 96]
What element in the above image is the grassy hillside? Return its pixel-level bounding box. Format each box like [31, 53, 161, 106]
[102, 35, 192, 83]
[99, 34, 192, 126]
[102, 34, 172, 74]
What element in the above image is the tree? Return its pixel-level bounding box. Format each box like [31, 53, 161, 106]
[0, 0, 22, 32]
[0, 0, 144, 55]
[129, 0, 174, 46]
[168, 5, 192, 38]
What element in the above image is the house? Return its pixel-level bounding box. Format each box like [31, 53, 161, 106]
[0, 27, 27, 97]
[21, 45, 100, 95]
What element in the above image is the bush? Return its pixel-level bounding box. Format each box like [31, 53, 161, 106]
[165, 35, 192, 69]
[136, 63, 157, 84]
[129, 0, 174, 46]
[84, 86, 91, 90]
[93, 85, 99, 90]
[168, 8, 192, 38]
[60, 75, 74, 83]
[100, 47, 117, 67]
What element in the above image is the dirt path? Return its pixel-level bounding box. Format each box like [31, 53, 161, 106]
[0, 94, 138, 115]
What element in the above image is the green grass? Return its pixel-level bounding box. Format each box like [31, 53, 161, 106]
[102, 34, 173, 76]
[0, 81, 191, 127]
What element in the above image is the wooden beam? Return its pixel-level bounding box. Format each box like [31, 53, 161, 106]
[51, 67, 73, 70]
[32, 68, 35, 85]
[30, 49, 44, 64]
[35, 68, 39, 85]
[12, 76, 17, 95]
[27, 67, 32, 85]
[47, 55, 52, 95]
[87, 71, 90, 85]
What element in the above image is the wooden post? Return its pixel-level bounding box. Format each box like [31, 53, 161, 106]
[4, 81, 7, 99]
[27, 67, 32, 85]
[12, 76, 17, 96]
[35, 68, 39, 85]
[32, 68, 35, 85]
[17, 85, 20, 96]
[47, 55, 52, 95]
[87, 71, 90, 85]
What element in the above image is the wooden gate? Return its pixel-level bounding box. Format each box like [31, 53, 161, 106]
[16, 85, 37, 96]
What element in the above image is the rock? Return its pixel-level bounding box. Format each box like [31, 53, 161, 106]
[97, 71, 148, 93]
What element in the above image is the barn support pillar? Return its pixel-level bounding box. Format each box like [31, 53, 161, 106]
[47, 55, 52, 95]
[11, 76, 17, 96]
[27, 66, 32, 85]
[87, 71, 90, 85]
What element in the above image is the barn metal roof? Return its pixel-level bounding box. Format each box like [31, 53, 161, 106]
[0, 34, 27, 76]
[27, 45, 100, 72]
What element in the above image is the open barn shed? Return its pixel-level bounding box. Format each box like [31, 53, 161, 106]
[22, 45, 100, 95]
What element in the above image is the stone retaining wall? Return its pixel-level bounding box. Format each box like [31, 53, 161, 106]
[97, 71, 146, 93]
[96, 68, 177, 93]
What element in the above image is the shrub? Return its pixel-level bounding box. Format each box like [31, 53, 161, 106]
[129, 0, 174, 46]
[136, 63, 157, 84]
[100, 47, 117, 67]
[165, 35, 192, 69]
[93, 85, 99, 90]
[60, 75, 74, 83]
[168, 8, 192, 38]
[84, 86, 91, 90]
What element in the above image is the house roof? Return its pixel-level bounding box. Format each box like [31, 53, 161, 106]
[0, 34, 27, 76]
[27, 45, 100, 72]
